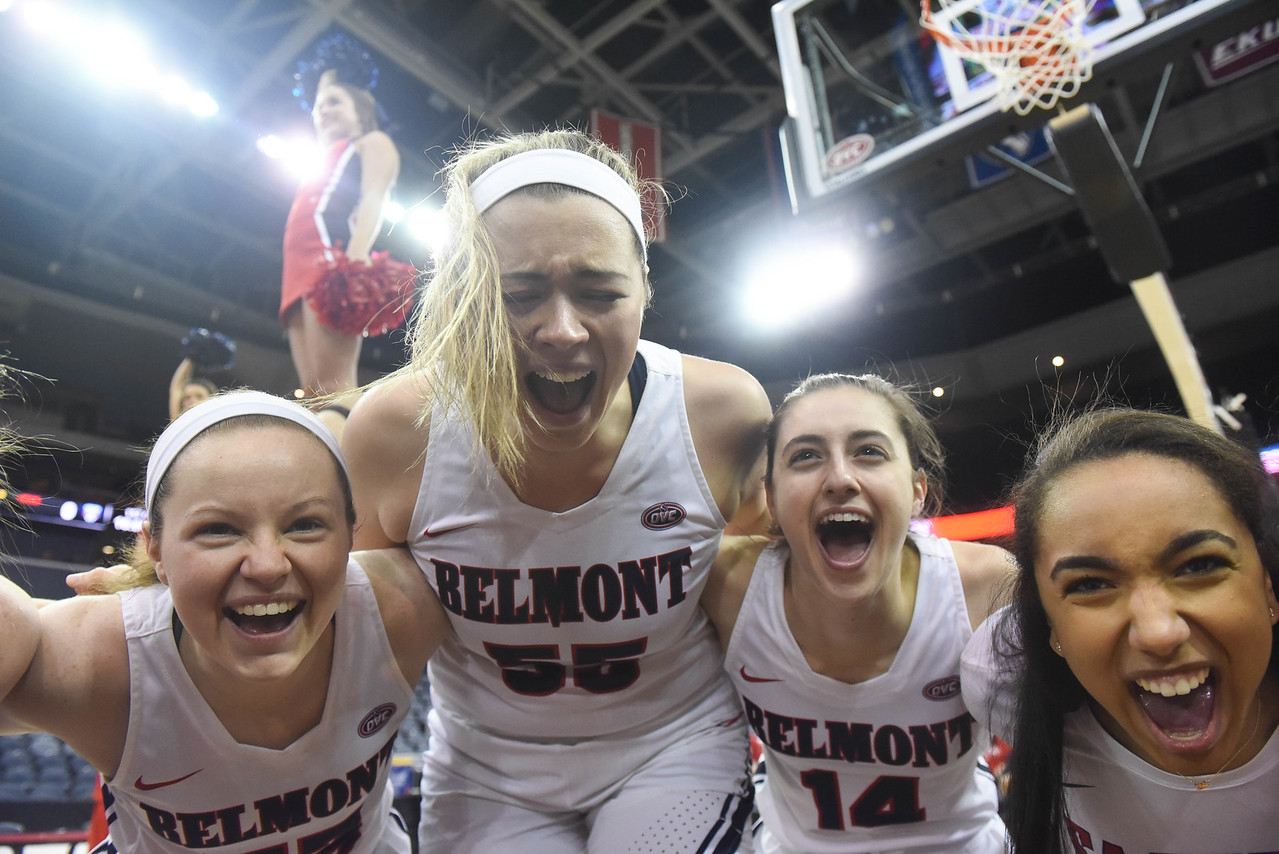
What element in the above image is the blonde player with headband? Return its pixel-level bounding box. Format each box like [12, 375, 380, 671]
[342, 129, 771, 852]
[0, 391, 448, 854]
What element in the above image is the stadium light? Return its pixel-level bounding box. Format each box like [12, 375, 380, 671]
[188, 90, 219, 117]
[11, 0, 219, 119]
[743, 241, 859, 329]
[407, 206, 451, 257]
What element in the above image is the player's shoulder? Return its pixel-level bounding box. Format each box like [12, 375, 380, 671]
[343, 372, 432, 483]
[26, 594, 128, 703]
[680, 353, 770, 424]
[680, 351, 764, 394]
[347, 372, 429, 439]
[702, 535, 770, 644]
[950, 539, 1015, 580]
[949, 539, 1017, 626]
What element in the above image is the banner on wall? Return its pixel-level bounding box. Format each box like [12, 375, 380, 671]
[590, 109, 666, 243]
[1194, 13, 1279, 86]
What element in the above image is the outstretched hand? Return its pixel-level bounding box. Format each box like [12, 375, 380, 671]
[65, 565, 127, 596]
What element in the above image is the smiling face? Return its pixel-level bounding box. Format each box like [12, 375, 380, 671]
[1035, 452, 1279, 776]
[483, 191, 647, 455]
[146, 423, 352, 685]
[311, 84, 363, 144]
[766, 385, 926, 603]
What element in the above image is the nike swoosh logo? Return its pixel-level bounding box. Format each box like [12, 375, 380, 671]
[135, 770, 203, 791]
[739, 665, 783, 684]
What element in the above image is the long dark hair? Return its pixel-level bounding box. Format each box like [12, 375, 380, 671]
[997, 408, 1279, 853]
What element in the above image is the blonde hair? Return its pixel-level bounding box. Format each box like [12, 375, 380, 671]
[403, 128, 658, 485]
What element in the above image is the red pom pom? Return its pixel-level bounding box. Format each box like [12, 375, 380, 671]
[306, 250, 417, 336]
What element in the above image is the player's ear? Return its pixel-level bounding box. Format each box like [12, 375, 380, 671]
[144, 523, 168, 586]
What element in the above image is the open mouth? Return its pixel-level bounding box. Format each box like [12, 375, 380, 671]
[817, 512, 873, 567]
[225, 601, 303, 636]
[526, 370, 595, 416]
[1133, 667, 1215, 742]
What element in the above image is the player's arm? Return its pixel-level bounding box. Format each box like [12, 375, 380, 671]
[356, 548, 451, 685]
[701, 535, 768, 649]
[346, 131, 400, 264]
[342, 374, 431, 549]
[2, 594, 130, 776]
[0, 576, 40, 716]
[682, 356, 772, 535]
[952, 540, 1018, 630]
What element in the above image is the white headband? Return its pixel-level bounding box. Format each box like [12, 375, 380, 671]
[469, 149, 648, 262]
[146, 391, 349, 513]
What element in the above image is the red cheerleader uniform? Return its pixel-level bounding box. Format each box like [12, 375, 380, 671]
[280, 138, 415, 336]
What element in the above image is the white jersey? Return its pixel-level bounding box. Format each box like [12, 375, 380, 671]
[725, 534, 1004, 854]
[1056, 707, 1279, 851]
[407, 339, 741, 748]
[102, 561, 414, 854]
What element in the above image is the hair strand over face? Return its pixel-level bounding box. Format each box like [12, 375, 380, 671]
[397, 128, 660, 486]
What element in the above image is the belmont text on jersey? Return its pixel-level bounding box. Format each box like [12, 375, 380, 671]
[137, 735, 396, 850]
[428, 547, 692, 625]
[744, 697, 977, 767]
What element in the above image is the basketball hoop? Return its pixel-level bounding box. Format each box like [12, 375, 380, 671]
[921, 0, 1097, 116]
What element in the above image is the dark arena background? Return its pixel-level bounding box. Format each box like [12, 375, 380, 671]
[1, 0, 1277, 846]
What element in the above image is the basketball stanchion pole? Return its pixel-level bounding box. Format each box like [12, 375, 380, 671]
[1046, 104, 1219, 432]
[1126, 271, 1219, 431]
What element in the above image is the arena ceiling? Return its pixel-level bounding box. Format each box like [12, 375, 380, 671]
[1, 0, 1277, 510]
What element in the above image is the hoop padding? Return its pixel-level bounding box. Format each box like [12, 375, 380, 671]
[921, 0, 1097, 115]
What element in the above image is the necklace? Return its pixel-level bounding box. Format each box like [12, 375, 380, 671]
[1177, 693, 1262, 791]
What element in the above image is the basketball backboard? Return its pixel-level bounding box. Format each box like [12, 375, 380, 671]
[772, 0, 1262, 211]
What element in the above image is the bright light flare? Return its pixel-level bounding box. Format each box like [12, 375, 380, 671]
[188, 90, 219, 117]
[258, 135, 323, 181]
[743, 242, 859, 328]
[86, 20, 153, 85]
[21, 1, 72, 36]
[159, 74, 192, 107]
[256, 135, 287, 159]
[94, 51, 160, 90]
[407, 206, 452, 256]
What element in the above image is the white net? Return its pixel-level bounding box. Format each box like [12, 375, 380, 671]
[921, 0, 1097, 115]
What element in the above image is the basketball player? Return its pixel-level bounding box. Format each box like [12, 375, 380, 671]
[342, 128, 770, 852]
[702, 374, 1012, 853]
[0, 391, 448, 854]
[964, 409, 1279, 853]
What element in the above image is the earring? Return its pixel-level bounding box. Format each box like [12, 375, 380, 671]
[1271, 607, 1276, 621]
[1054, 642, 1063, 654]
